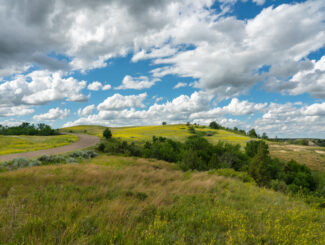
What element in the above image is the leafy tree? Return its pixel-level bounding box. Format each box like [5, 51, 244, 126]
[162, 122, 167, 125]
[262, 132, 268, 139]
[245, 140, 269, 158]
[248, 128, 258, 138]
[248, 142, 271, 186]
[103, 128, 112, 139]
[209, 121, 220, 129]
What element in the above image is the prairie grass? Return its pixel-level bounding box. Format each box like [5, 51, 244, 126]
[0, 134, 78, 155]
[62, 124, 325, 171]
[0, 155, 324, 244]
[269, 143, 325, 171]
[60, 125, 106, 137]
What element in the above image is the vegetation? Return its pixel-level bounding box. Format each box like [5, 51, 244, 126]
[0, 122, 58, 136]
[61, 124, 325, 170]
[103, 128, 112, 139]
[98, 136, 324, 199]
[0, 150, 98, 172]
[0, 157, 324, 244]
[0, 134, 78, 155]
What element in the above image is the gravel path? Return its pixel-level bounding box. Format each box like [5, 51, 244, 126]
[0, 134, 100, 162]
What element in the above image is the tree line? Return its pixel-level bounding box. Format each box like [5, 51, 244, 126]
[99, 128, 323, 199]
[0, 122, 58, 136]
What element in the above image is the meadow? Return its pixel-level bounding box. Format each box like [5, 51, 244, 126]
[62, 124, 325, 171]
[0, 155, 324, 244]
[0, 134, 78, 155]
[62, 124, 251, 146]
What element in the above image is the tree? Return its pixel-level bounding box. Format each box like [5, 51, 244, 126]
[248, 128, 258, 138]
[248, 142, 271, 186]
[209, 121, 220, 129]
[162, 122, 167, 125]
[262, 132, 268, 139]
[245, 140, 269, 158]
[103, 128, 112, 139]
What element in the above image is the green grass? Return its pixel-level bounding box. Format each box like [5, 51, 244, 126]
[61, 124, 325, 171]
[269, 142, 325, 171]
[62, 124, 251, 146]
[0, 155, 324, 244]
[0, 134, 78, 155]
[60, 125, 106, 138]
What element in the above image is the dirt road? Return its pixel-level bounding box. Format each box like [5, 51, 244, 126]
[0, 134, 100, 162]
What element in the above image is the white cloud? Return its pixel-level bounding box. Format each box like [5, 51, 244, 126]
[87, 81, 103, 91]
[254, 102, 325, 137]
[78, 104, 95, 116]
[252, 0, 265, 6]
[173, 82, 187, 89]
[102, 84, 112, 90]
[33, 107, 70, 121]
[132, 45, 178, 62]
[97, 93, 147, 111]
[151, 0, 325, 98]
[0, 70, 88, 108]
[116, 75, 160, 90]
[222, 98, 267, 115]
[0, 106, 34, 117]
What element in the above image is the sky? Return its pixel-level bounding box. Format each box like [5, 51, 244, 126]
[0, 0, 324, 138]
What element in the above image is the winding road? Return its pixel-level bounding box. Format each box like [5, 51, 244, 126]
[0, 134, 100, 162]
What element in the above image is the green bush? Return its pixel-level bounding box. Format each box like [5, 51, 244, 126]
[103, 128, 112, 139]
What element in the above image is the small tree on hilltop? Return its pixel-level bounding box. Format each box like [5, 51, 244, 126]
[103, 128, 112, 139]
[248, 128, 258, 138]
[209, 121, 220, 129]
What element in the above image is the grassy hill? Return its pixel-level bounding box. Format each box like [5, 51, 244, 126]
[61, 124, 251, 146]
[61, 124, 325, 171]
[0, 134, 78, 155]
[0, 155, 324, 244]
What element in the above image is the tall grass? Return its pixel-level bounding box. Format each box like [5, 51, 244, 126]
[0, 158, 324, 244]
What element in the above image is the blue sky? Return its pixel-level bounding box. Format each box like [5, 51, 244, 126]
[0, 0, 324, 138]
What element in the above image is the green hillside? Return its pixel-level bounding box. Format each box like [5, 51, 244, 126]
[0, 134, 78, 155]
[61, 124, 325, 170]
[62, 124, 251, 146]
[0, 155, 324, 244]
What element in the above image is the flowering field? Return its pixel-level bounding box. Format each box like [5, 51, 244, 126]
[0, 155, 324, 244]
[0, 134, 78, 155]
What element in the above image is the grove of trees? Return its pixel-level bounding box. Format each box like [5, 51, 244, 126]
[0, 123, 58, 136]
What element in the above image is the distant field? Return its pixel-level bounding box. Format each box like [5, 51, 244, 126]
[0, 134, 78, 156]
[60, 125, 106, 137]
[61, 124, 325, 170]
[269, 143, 325, 171]
[0, 155, 324, 244]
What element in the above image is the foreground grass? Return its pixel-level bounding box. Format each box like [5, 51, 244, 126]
[0, 134, 78, 155]
[0, 155, 324, 244]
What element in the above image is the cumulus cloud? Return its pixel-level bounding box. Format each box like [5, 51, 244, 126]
[0, 106, 34, 117]
[173, 82, 188, 89]
[87, 81, 103, 91]
[33, 107, 70, 121]
[116, 75, 160, 90]
[151, 0, 325, 98]
[102, 84, 112, 90]
[254, 102, 325, 137]
[97, 93, 147, 111]
[78, 104, 95, 116]
[0, 70, 88, 107]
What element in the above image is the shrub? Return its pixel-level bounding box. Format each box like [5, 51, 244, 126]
[209, 121, 221, 129]
[103, 128, 112, 139]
